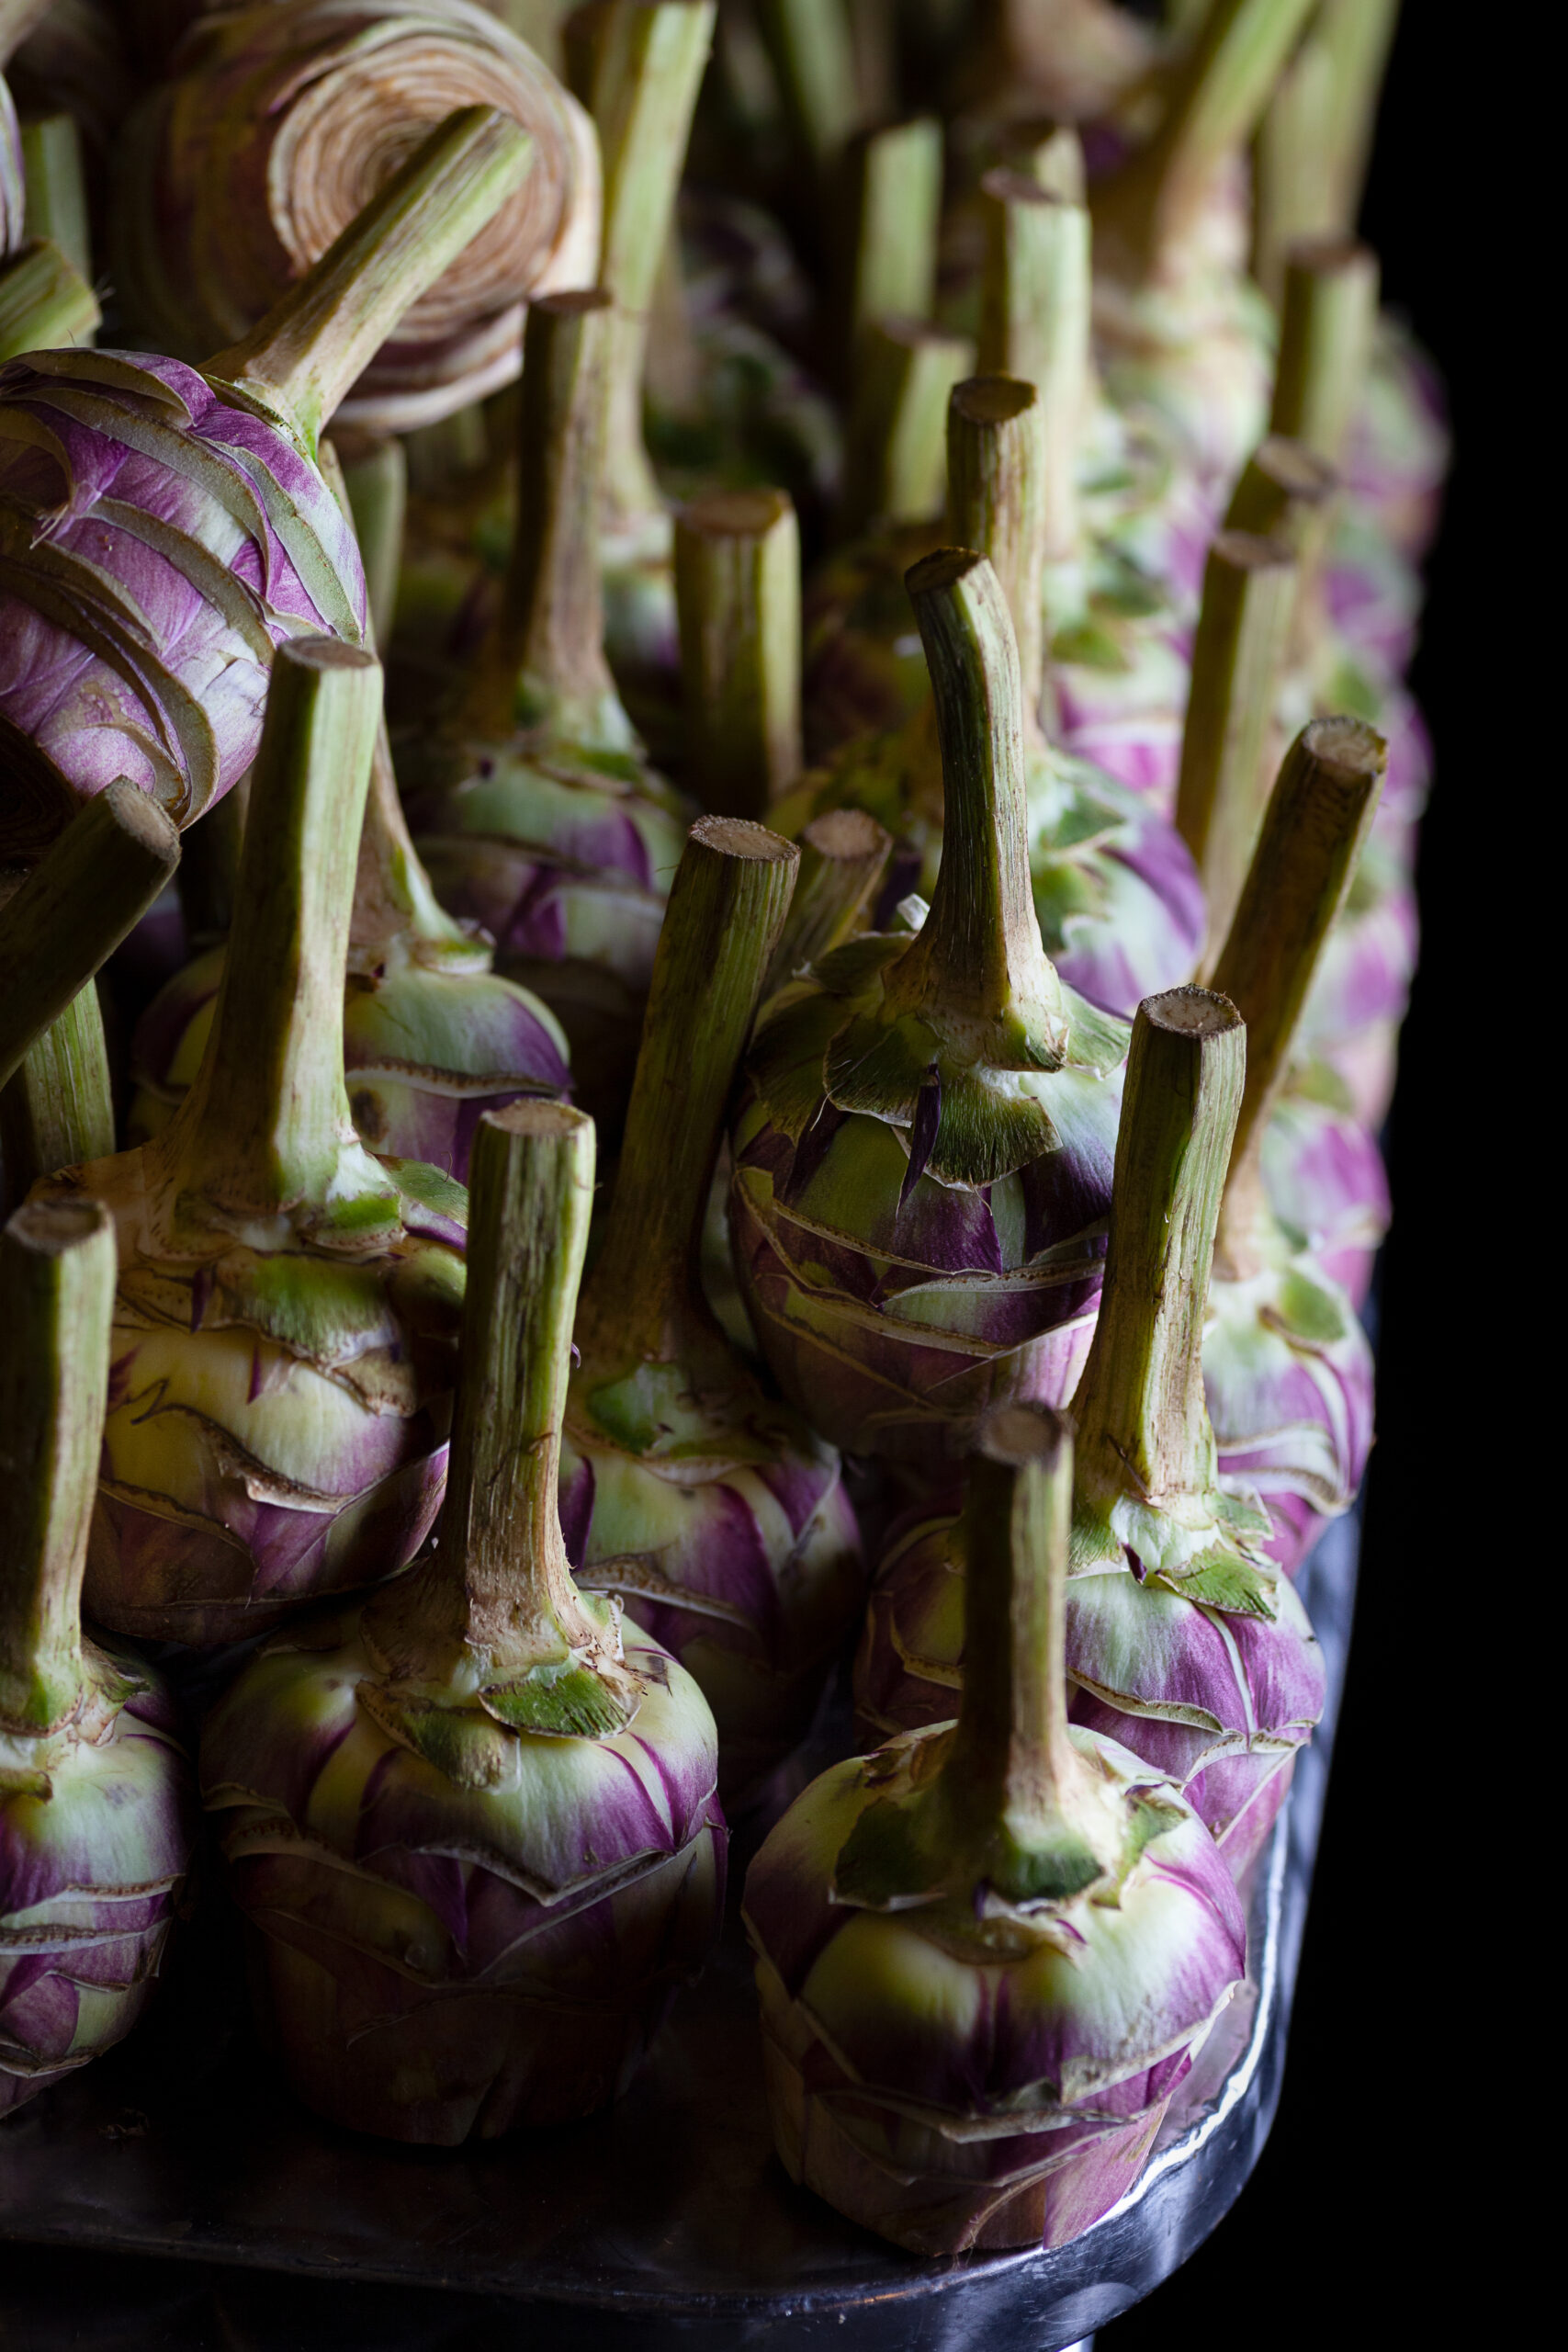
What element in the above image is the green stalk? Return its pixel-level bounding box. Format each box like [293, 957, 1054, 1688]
[577, 815, 798, 1370]
[838, 114, 944, 358]
[886, 549, 1063, 1050]
[1315, 0, 1401, 235]
[570, 0, 716, 539]
[0, 782, 180, 1095]
[1173, 528, 1298, 967]
[1269, 236, 1380, 470]
[1093, 0, 1317, 283]
[1252, 28, 1337, 305]
[19, 109, 91, 280]
[1000, 118, 1087, 204]
[160, 639, 384, 1221]
[1211, 715, 1383, 1272]
[205, 107, 535, 451]
[1071, 989, 1246, 1514]
[473, 288, 627, 745]
[363, 1102, 643, 1736]
[0, 236, 98, 358]
[761, 808, 891, 999]
[1223, 431, 1336, 546]
[332, 433, 408, 650]
[0, 1197, 116, 1735]
[0, 989, 115, 1214]
[976, 170, 1089, 566]
[755, 0, 862, 179]
[947, 376, 1048, 742]
[674, 488, 803, 820]
[842, 318, 976, 537]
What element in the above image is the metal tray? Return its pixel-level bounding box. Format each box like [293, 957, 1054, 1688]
[0, 1510, 1357, 2350]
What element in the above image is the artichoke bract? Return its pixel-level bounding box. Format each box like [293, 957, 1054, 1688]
[201, 1102, 726, 2145]
[778, 375, 1204, 1023]
[407, 289, 692, 1135]
[0, 104, 534, 860]
[1, 1199, 196, 2119]
[858, 990, 1326, 1880]
[35, 638, 468, 1646]
[746, 1403, 1247, 2256]
[1202, 717, 1382, 1577]
[114, 0, 599, 434]
[560, 814, 864, 1806]
[732, 549, 1128, 1467]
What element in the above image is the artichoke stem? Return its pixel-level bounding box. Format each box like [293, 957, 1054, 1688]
[0, 237, 98, 359]
[1072, 990, 1245, 1513]
[0, 1199, 115, 1735]
[18, 109, 91, 280]
[761, 808, 892, 999]
[886, 550, 1063, 1045]
[570, 0, 716, 538]
[1269, 238, 1381, 473]
[476, 288, 626, 743]
[205, 107, 534, 451]
[1173, 529, 1298, 968]
[1314, 0, 1402, 239]
[1223, 433, 1336, 546]
[936, 1405, 1092, 1871]
[841, 318, 975, 538]
[976, 172, 1089, 568]
[947, 376, 1049, 739]
[331, 433, 408, 650]
[836, 115, 943, 366]
[0, 782, 179, 1096]
[755, 0, 862, 182]
[1212, 717, 1384, 1274]
[675, 488, 804, 820]
[579, 816, 798, 1369]
[0, 988, 115, 1216]
[164, 639, 381, 1214]
[1092, 0, 1317, 285]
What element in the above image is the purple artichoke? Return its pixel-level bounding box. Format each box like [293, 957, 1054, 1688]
[202, 1103, 725, 2144]
[407, 288, 693, 1134]
[1260, 1080, 1387, 1307]
[0, 105, 532, 860]
[35, 639, 468, 1645]
[1, 1198, 196, 2118]
[1344, 313, 1450, 564]
[747, 1404, 1247, 2256]
[732, 550, 1128, 1466]
[560, 815, 864, 1807]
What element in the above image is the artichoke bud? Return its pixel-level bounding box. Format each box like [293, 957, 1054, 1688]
[733, 550, 1128, 1464]
[200, 1102, 726, 2145]
[1, 106, 533, 860]
[565, 815, 865, 1806]
[1, 1197, 197, 2119]
[744, 1405, 1247, 2256]
[407, 289, 692, 1137]
[36, 639, 468, 1646]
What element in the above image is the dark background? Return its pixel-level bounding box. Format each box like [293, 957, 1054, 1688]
[2, 4, 1504, 2344]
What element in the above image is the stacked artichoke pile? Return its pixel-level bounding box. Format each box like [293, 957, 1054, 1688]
[1, 0, 1438, 2266]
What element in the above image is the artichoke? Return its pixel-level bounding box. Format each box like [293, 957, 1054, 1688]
[857, 987, 1326, 1880]
[1202, 717, 1382, 1577]
[407, 288, 692, 1135]
[561, 814, 864, 1806]
[746, 1402, 1247, 2256]
[34, 638, 468, 1645]
[114, 0, 599, 435]
[201, 1102, 725, 2145]
[779, 373, 1204, 1022]
[732, 549, 1128, 1466]
[0, 104, 533, 860]
[2, 1197, 196, 2118]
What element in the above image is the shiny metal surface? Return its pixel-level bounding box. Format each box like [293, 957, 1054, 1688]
[0, 1513, 1357, 2350]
